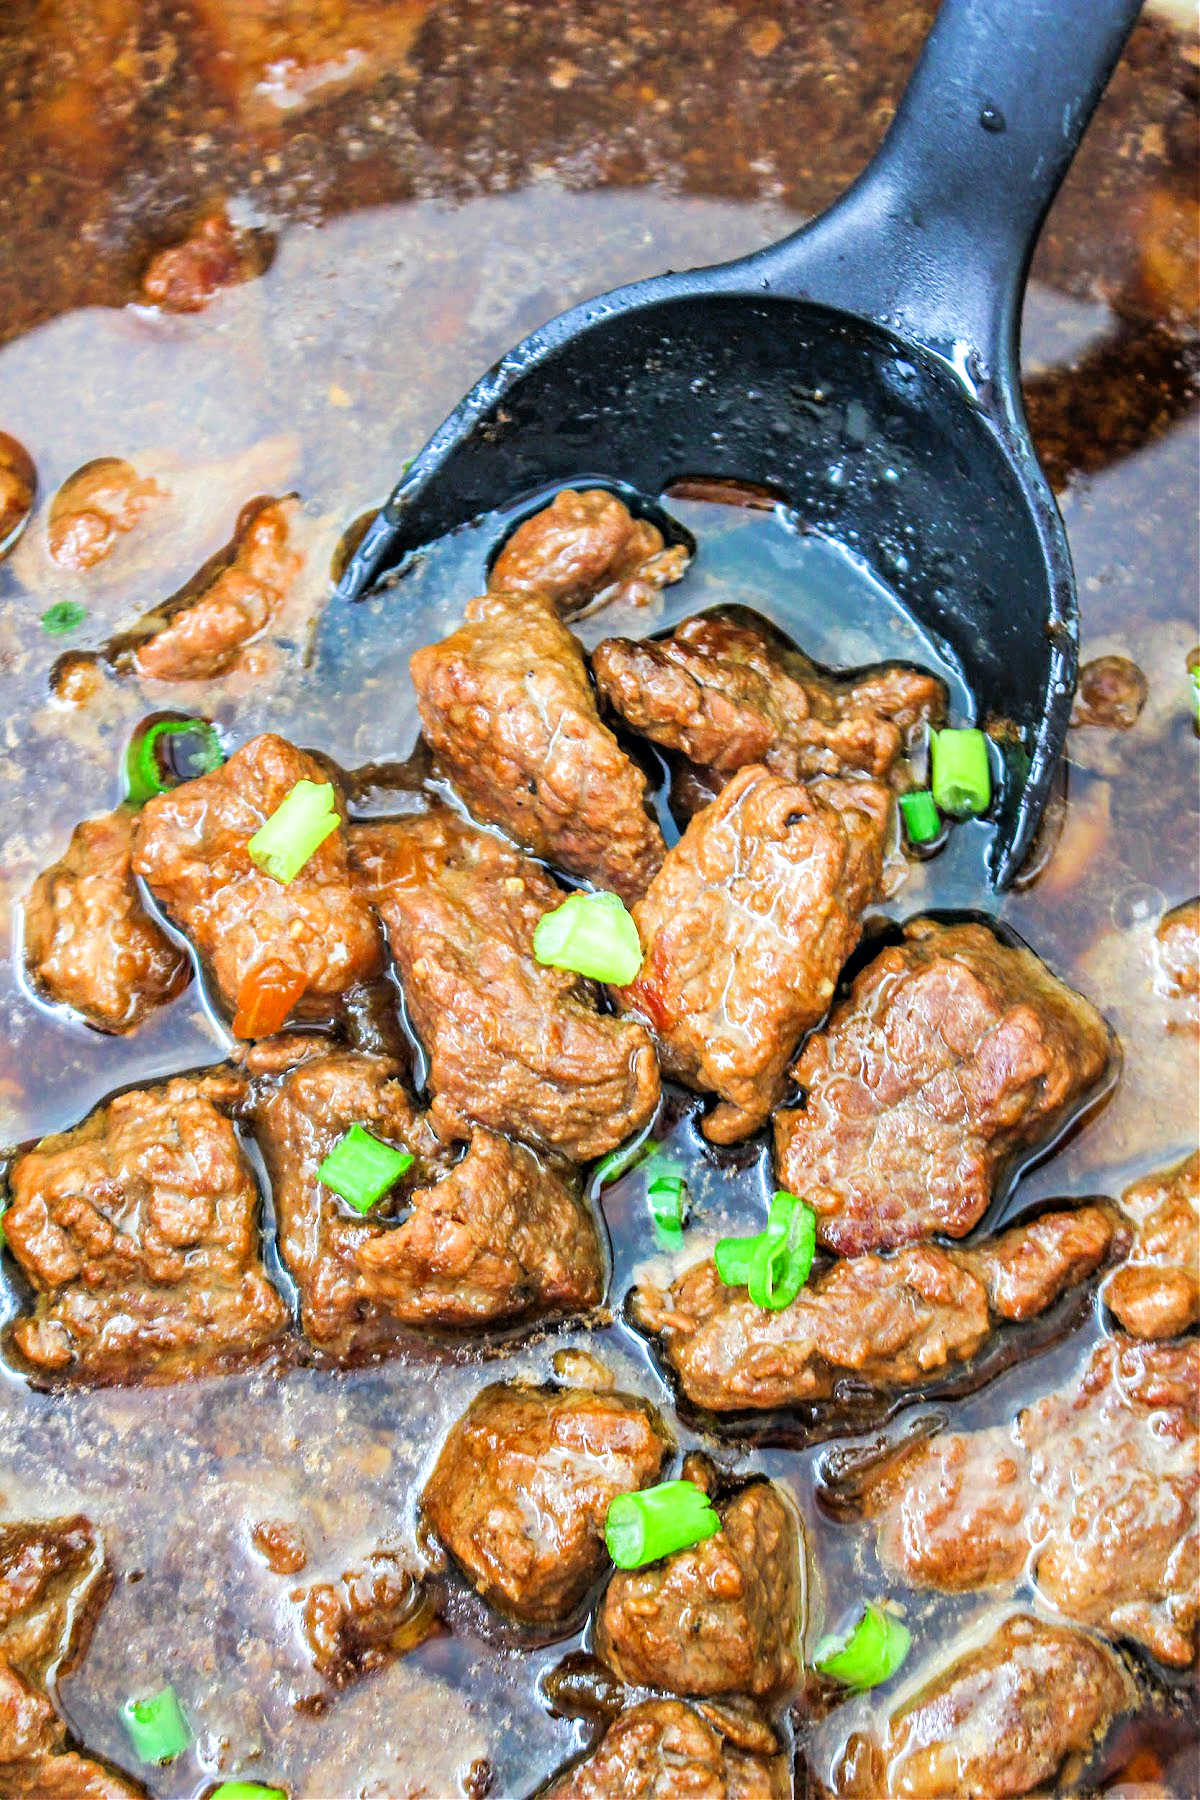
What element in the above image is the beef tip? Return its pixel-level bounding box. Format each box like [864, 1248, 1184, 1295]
[295, 1547, 438, 1687]
[139, 208, 267, 311]
[0, 1660, 61, 1764]
[1105, 1150, 1199, 1340]
[541, 1698, 786, 1800]
[867, 1335, 1199, 1666]
[2, 1750, 148, 1797]
[422, 1381, 669, 1625]
[594, 1479, 800, 1697]
[592, 611, 945, 786]
[255, 1051, 602, 1355]
[350, 810, 659, 1160]
[632, 1204, 1114, 1413]
[774, 918, 1114, 1254]
[3, 1073, 287, 1382]
[1154, 896, 1199, 1024]
[133, 733, 383, 1033]
[838, 1615, 1134, 1800]
[24, 808, 189, 1033]
[0, 1517, 107, 1684]
[1070, 654, 1149, 731]
[47, 458, 164, 571]
[410, 588, 665, 903]
[490, 488, 690, 616]
[616, 764, 889, 1143]
[0, 431, 36, 556]
[132, 495, 302, 681]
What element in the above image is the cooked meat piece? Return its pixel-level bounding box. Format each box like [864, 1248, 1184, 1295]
[0, 1517, 107, 1685]
[134, 733, 382, 1032]
[1154, 896, 1199, 1021]
[47, 458, 164, 571]
[24, 808, 189, 1033]
[774, 918, 1113, 1253]
[139, 209, 266, 311]
[490, 488, 689, 616]
[0, 1660, 61, 1764]
[592, 611, 944, 785]
[350, 811, 659, 1160]
[132, 495, 302, 681]
[1070, 654, 1148, 731]
[595, 1480, 800, 1696]
[4, 1073, 287, 1382]
[422, 1382, 669, 1624]
[616, 764, 888, 1143]
[0, 432, 36, 555]
[2, 1750, 147, 1797]
[838, 1615, 1135, 1800]
[295, 1547, 438, 1687]
[633, 1205, 1115, 1413]
[868, 1335, 1199, 1666]
[541, 1698, 786, 1800]
[1104, 1150, 1199, 1339]
[410, 588, 665, 903]
[255, 1051, 602, 1354]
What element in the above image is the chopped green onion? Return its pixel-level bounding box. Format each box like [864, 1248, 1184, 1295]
[41, 600, 86, 636]
[605, 1480, 720, 1569]
[898, 789, 940, 845]
[532, 890, 643, 985]
[930, 727, 991, 817]
[317, 1124, 413, 1214]
[813, 1603, 911, 1689]
[120, 1685, 192, 1764]
[647, 1174, 686, 1228]
[593, 1136, 660, 1189]
[1190, 666, 1200, 727]
[713, 1236, 758, 1286]
[247, 780, 339, 884]
[714, 1191, 816, 1310]
[209, 1785, 288, 1800]
[126, 717, 225, 805]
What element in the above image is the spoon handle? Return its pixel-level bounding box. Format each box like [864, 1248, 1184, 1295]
[752, 0, 1143, 391]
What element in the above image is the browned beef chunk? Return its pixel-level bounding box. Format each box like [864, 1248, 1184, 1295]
[24, 808, 189, 1033]
[4, 1074, 287, 1382]
[422, 1382, 669, 1625]
[592, 612, 944, 786]
[134, 733, 382, 1033]
[867, 1336, 1199, 1666]
[0, 431, 35, 556]
[616, 764, 888, 1143]
[541, 1698, 786, 1800]
[0, 1662, 60, 1765]
[132, 496, 302, 681]
[410, 589, 665, 903]
[1069, 655, 1149, 731]
[774, 919, 1113, 1254]
[632, 1205, 1115, 1414]
[1104, 1150, 1199, 1339]
[350, 811, 659, 1160]
[295, 1547, 439, 1687]
[2, 1750, 147, 1797]
[47, 458, 165, 571]
[836, 1615, 1134, 1800]
[490, 489, 690, 616]
[1154, 897, 1199, 1030]
[255, 1051, 603, 1355]
[595, 1478, 800, 1697]
[139, 208, 266, 312]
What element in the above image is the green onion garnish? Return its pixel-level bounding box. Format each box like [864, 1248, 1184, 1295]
[1190, 666, 1200, 728]
[317, 1124, 413, 1214]
[714, 1190, 816, 1310]
[126, 717, 225, 805]
[813, 1603, 911, 1689]
[605, 1480, 721, 1569]
[120, 1685, 192, 1764]
[247, 780, 339, 884]
[41, 600, 86, 636]
[532, 890, 643, 985]
[210, 1785, 288, 1800]
[593, 1136, 660, 1188]
[898, 789, 940, 845]
[930, 727, 992, 816]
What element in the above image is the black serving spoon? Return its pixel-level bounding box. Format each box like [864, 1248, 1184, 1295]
[339, 0, 1142, 885]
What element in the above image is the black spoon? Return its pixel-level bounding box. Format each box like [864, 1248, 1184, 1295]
[339, 0, 1142, 886]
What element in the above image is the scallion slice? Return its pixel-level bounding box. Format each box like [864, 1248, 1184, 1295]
[120, 1685, 192, 1764]
[126, 716, 225, 805]
[713, 1235, 757, 1286]
[532, 890, 642, 985]
[247, 780, 339, 884]
[41, 600, 86, 636]
[898, 789, 940, 845]
[813, 1603, 911, 1689]
[714, 1191, 816, 1310]
[210, 1784, 288, 1800]
[930, 727, 991, 816]
[317, 1124, 413, 1214]
[593, 1135, 659, 1189]
[605, 1479, 720, 1569]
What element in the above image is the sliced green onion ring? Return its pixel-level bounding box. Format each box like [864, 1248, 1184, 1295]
[713, 1235, 758, 1286]
[593, 1135, 659, 1189]
[247, 780, 339, 884]
[813, 1603, 911, 1689]
[121, 1685, 193, 1764]
[898, 789, 940, 845]
[41, 599, 86, 636]
[930, 727, 992, 817]
[126, 716, 225, 805]
[532, 890, 643, 985]
[209, 1784, 288, 1800]
[714, 1191, 816, 1310]
[605, 1479, 721, 1569]
[317, 1124, 413, 1214]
